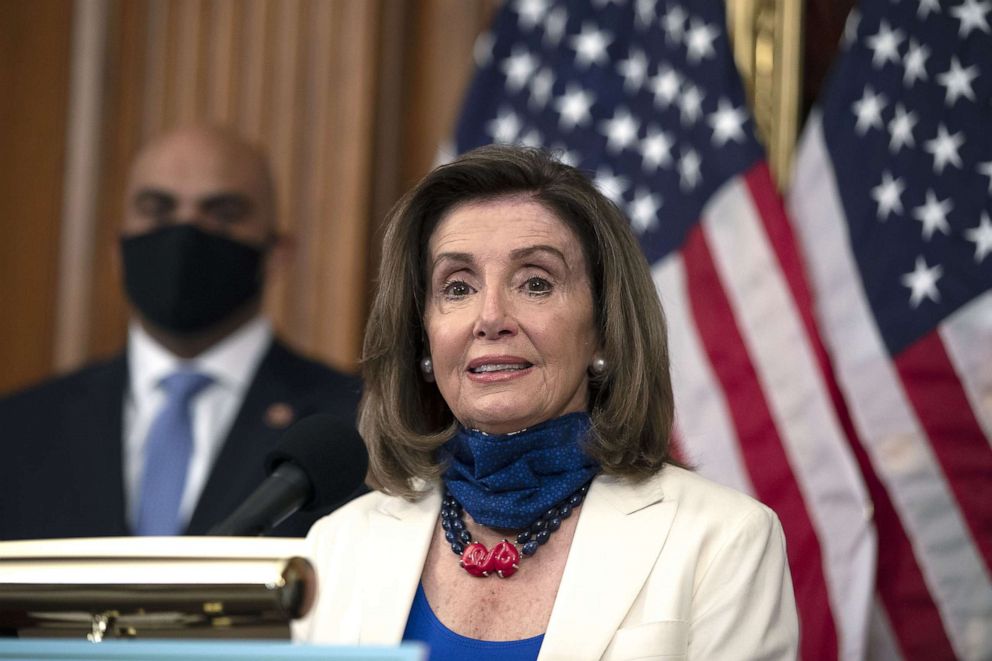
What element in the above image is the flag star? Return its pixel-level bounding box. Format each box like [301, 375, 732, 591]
[487, 107, 522, 143]
[978, 160, 992, 193]
[515, 0, 549, 30]
[570, 23, 613, 68]
[937, 56, 979, 105]
[661, 4, 687, 44]
[554, 85, 595, 130]
[950, 0, 991, 37]
[473, 31, 495, 67]
[529, 67, 555, 109]
[678, 148, 702, 191]
[635, 0, 658, 29]
[685, 18, 719, 63]
[640, 126, 675, 172]
[912, 190, 953, 240]
[902, 39, 930, 87]
[599, 107, 641, 153]
[918, 0, 941, 18]
[678, 84, 704, 126]
[923, 124, 965, 174]
[901, 256, 943, 308]
[965, 212, 992, 262]
[708, 99, 748, 146]
[852, 86, 887, 135]
[550, 145, 581, 168]
[866, 20, 905, 68]
[618, 49, 649, 93]
[964, 211, 992, 264]
[594, 167, 630, 205]
[502, 46, 538, 92]
[649, 66, 682, 108]
[628, 189, 662, 234]
[520, 128, 543, 148]
[543, 7, 568, 46]
[871, 171, 906, 220]
[888, 103, 917, 152]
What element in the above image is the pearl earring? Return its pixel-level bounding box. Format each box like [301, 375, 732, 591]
[420, 357, 435, 383]
[590, 356, 607, 376]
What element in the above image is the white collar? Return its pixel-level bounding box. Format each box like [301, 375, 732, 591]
[127, 317, 273, 401]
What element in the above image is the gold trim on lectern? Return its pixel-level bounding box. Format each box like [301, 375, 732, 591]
[0, 537, 314, 640]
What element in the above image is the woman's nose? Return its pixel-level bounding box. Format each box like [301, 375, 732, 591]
[473, 288, 517, 339]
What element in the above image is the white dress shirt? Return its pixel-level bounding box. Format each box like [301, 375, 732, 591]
[123, 317, 274, 530]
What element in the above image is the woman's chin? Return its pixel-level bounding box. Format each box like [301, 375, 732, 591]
[458, 407, 543, 436]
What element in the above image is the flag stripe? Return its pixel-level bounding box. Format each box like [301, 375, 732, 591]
[939, 291, 992, 446]
[752, 156, 960, 658]
[868, 600, 905, 661]
[681, 224, 839, 661]
[703, 173, 875, 660]
[744, 164, 821, 343]
[745, 164, 887, 660]
[743, 163, 858, 420]
[895, 333, 992, 571]
[653, 255, 755, 496]
[790, 117, 992, 658]
[844, 406, 956, 659]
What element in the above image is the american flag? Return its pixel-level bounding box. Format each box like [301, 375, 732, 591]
[789, 0, 992, 658]
[452, 1, 877, 659]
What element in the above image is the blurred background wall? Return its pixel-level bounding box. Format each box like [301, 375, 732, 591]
[0, 0, 850, 395]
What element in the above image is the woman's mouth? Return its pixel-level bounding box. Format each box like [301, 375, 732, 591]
[466, 357, 534, 380]
[468, 363, 531, 373]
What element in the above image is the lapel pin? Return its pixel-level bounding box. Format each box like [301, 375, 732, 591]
[265, 402, 295, 429]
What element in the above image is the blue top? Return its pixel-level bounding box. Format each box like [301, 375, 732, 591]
[402, 583, 544, 661]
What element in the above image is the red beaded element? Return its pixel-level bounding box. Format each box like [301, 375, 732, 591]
[443, 482, 591, 579]
[459, 543, 491, 577]
[490, 540, 520, 578]
[458, 540, 521, 578]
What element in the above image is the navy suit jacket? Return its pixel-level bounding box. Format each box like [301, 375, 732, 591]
[0, 339, 362, 540]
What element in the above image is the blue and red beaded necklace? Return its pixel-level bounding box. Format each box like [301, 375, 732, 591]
[437, 412, 598, 579]
[441, 481, 591, 578]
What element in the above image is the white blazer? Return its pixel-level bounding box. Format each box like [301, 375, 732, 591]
[294, 466, 798, 660]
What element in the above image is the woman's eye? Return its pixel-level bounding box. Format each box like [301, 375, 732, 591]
[524, 277, 552, 294]
[442, 280, 473, 298]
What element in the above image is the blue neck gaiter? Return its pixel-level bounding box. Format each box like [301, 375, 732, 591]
[439, 412, 600, 529]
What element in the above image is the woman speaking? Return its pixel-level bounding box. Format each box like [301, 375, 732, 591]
[294, 145, 798, 659]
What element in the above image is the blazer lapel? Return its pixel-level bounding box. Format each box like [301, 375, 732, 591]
[540, 475, 677, 661]
[186, 339, 362, 536]
[187, 345, 293, 534]
[63, 356, 130, 536]
[358, 489, 440, 645]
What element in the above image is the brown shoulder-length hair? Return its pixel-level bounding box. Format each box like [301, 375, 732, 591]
[360, 145, 674, 498]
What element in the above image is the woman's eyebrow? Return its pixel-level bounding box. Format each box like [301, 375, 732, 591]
[431, 251, 474, 270]
[510, 244, 567, 264]
[430, 245, 570, 275]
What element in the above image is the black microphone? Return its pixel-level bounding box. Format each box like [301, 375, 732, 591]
[209, 414, 368, 536]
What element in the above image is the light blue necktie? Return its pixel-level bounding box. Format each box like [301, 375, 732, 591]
[135, 371, 213, 536]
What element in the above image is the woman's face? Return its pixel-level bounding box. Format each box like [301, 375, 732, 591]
[424, 195, 598, 435]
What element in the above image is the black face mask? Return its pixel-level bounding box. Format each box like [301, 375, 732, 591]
[120, 225, 266, 334]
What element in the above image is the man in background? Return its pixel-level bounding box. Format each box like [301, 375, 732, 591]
[0, 126, 361, 539]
